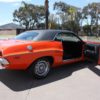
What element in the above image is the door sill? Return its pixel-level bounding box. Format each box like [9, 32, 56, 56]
[63, 57, 82, 62]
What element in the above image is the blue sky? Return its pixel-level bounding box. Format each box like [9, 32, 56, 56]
[0, 0, 99, 25]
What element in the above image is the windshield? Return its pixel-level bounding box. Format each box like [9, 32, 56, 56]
[14, 31, 39, 41]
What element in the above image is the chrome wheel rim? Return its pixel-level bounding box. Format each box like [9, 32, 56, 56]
[35, 60, 50, 76]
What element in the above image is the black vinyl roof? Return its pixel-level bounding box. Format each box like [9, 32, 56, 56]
[27, 29, 76, 41]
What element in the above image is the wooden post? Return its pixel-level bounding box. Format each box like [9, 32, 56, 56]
[45, 0, 49, 29]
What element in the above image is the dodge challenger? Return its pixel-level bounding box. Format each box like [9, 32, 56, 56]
[0, 30, 100, 78]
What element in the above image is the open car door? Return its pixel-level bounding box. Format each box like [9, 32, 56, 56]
[84, 42, 100, 65]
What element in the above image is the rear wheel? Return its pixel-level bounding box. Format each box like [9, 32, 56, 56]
[29, 58, 51, 79]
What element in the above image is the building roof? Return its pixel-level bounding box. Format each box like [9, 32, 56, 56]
[0, 23, 25, 30]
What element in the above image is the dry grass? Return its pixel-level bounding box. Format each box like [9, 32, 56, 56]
[80, 36, 100, 42]
[0, 35, 15, 39]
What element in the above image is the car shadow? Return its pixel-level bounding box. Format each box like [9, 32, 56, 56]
[88, 62, 100, 76]
[0, 62, 99, 91]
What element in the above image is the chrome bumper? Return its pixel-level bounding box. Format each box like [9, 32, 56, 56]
[0, 58, 9, 66]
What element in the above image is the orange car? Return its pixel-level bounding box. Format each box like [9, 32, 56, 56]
[0, 30, 100, 78]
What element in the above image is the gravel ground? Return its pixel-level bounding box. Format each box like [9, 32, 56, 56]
[0, 62, 100, 100]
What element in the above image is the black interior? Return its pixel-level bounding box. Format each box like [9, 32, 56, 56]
[62, 41, 83, 60]
[84, 44, 99, 61]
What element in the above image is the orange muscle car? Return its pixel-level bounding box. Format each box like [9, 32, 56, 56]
[0, 30, 100, 78]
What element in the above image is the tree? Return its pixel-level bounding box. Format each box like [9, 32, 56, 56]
[54, 1, 69, 13]
[48, 14, 60, 29]
[13, 2, 45, 29]
[83, 25, 91, 36]
[53, 1, 81, 33]
[68, 6, 76, 21]
[62, 21, 80, 33]
[53, 1, 69, 29]
[83, 3, 100, 34]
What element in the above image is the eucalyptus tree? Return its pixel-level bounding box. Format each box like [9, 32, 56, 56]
[13, 1, 45, 29]
[53, 1, 69, 26]
[83, 2, 100, 34]
[53, 1, 81, 33]
[48, 14, 60, 29]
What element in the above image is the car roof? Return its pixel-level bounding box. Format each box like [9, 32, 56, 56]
[23, 29, 79, 41]
[30, 29, 74, 34]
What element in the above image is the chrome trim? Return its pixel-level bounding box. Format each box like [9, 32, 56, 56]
[53, 32, 60, 41]
[63, 57, 82, 62]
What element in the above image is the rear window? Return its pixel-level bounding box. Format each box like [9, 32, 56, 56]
[14, 31, 39, 41]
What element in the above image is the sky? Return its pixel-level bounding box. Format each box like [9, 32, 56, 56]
[0, 0, 100, 25]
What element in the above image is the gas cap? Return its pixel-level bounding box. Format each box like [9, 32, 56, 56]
[27, 45, 33, 51]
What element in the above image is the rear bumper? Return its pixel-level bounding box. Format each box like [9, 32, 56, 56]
[0, 58, 9, 67]
[0, 64, 6, 69]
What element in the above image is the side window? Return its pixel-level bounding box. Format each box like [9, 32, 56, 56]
[61, 32, 80, 42]
[55, 32, 81, 42]
[55, 33, 62, 41]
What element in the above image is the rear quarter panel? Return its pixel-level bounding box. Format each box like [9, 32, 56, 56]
[3, 41, 63, 69]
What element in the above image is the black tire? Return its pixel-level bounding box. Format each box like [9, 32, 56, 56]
[29, 58, 51, 79]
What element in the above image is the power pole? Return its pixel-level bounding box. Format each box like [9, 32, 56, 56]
[45, 0, 49, 29]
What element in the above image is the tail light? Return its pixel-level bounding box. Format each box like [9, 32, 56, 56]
[0, 51, 2, 56]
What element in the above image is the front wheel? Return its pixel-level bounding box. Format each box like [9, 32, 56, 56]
[29, 58, 51, 79]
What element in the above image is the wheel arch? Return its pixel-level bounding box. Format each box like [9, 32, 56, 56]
[28, 56, 54, 70]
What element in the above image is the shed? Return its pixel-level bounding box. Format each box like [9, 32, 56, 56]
[0, 23, 25, 35]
